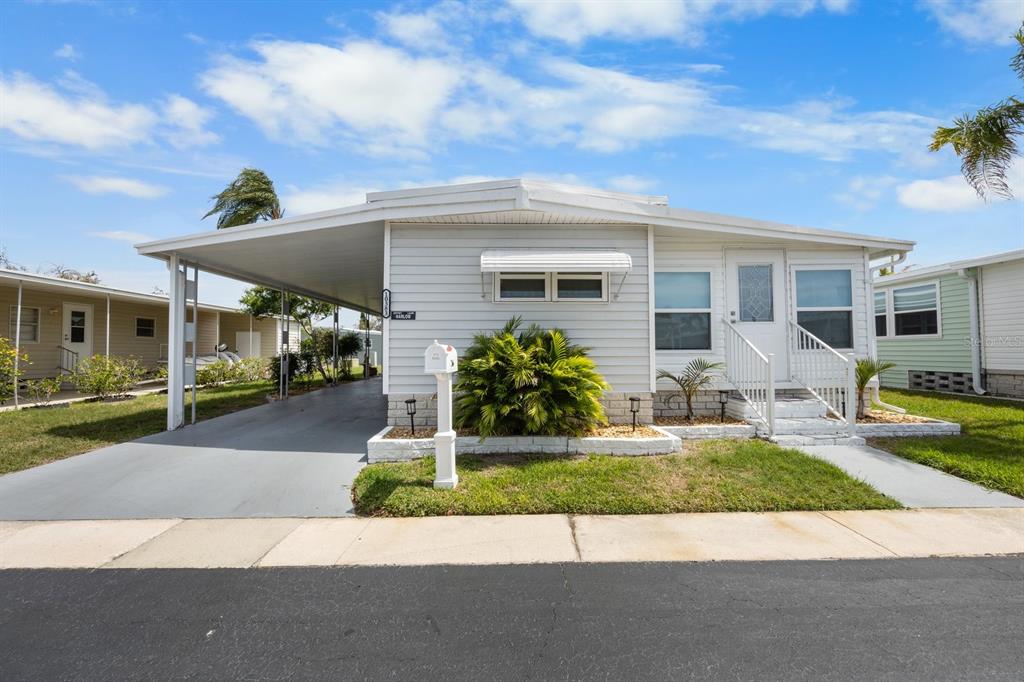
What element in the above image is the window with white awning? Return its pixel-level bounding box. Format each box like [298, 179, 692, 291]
[480, 250, 632, 302]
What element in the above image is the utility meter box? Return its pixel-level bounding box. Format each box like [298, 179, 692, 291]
[424, 340, 458, 374]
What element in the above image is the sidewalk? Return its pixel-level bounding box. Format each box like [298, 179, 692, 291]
[1, 508, 1021, 569]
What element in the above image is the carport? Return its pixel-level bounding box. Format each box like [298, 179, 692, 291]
[0, 378, 386, 519]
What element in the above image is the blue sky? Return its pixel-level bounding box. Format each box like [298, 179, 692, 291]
[1, 0, 1022, 323]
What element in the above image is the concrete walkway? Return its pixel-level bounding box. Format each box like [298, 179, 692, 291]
[0, 379, 386, 520]
[0, 508, 1020, 569]
[796, 443, 1024, 508]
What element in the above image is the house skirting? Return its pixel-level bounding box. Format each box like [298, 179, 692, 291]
[985, 370, 1024, 399]
[386, 391, 655, 426]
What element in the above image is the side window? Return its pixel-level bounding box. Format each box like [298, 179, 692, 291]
[893, 283, 939, 336]
[795, 269, 854, 348]
[654, 271, 712, 350]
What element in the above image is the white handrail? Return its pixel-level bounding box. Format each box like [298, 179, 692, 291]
[722, 319, 775, 436]
[789, 320, 856, 434]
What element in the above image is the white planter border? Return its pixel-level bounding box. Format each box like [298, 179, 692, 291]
[367, 425, 682, 463]
[855, 418, 960, 437]
[656, 423, 757, 440]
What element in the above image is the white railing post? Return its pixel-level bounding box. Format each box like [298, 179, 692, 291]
[845, 352, 857, 436]
[766, 353, 775, 437]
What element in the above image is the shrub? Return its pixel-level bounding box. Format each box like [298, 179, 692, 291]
[195, 360, 233, 386]
[72, 355, 145, 399]
[233, 356, 268, 383]
[0, 336, 30, 404]
[23, 376, 63, 406]
[269, 353, 299, 385]
[454, 317, 610, 437]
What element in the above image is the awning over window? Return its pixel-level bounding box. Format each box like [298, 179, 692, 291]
[479, 249, 632, 273]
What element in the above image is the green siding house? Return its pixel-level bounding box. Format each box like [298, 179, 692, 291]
[874, 250, 1024, 398]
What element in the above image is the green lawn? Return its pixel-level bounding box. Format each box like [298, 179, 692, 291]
[352, 439, 901, 516]
[870, 389, 1024, 498]
[0, 380, 309, 475]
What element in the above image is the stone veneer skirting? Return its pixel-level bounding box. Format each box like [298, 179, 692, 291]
[366, 426, 682, 463]
[985, 371, 1024, 399]
[855, 419, 961, 437]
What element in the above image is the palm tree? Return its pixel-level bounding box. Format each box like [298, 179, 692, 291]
[203, 167, 283, 228]
[930, 25, 1024, 199]
[657, 358, 724, 421]
[854, 358, 897, 419]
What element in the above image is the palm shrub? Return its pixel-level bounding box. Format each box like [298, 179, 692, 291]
[454, 318, 610, 437]
[855, 358, 897, 419]
[656, 358, 724, 421]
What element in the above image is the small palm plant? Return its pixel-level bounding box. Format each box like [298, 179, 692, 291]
[657, 358, 723, 421]
[854, 358, 897, 419]
[454, 317, 610, 437]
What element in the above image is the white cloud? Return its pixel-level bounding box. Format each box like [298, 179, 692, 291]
[200, 40, 462, 154]
[283, 181, 378, 214]
[607, 174, 657, 193]
[54, 44, 81, 60]
[897, 175, 984, 212]
[508, 0, 849, 45]
[89, 230, 155, 243]
[161, 94, 219, 147]
[379, 9, 448, 50]
[686, 63, 725, 74]
[0, 72, 157, 149]
[66, 175, 169, 198]
[832, 175, 899, 210]
[920, 0, 1024, 45]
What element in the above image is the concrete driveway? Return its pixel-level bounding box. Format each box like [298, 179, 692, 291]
[0, 378, 386, 520]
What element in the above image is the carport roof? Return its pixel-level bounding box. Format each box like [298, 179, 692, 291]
[136, 178, 915, 313]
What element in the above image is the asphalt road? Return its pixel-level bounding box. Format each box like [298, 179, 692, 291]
[1, 558, 1021, 680]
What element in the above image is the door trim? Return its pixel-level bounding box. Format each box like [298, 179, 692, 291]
[62, 301, 94, 359]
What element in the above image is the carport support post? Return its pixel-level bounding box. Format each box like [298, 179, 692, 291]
[105, 294, 110, 357]
[332, 307, 338, 383]
[12, 280, 22, 408]
[166, 254, 185, 430]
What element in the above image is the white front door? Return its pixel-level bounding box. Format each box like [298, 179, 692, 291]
[62, 302, 94, 361]
[725, 250, 789, 381]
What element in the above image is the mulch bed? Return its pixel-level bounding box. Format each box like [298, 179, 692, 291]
[858, 410, 932, 424]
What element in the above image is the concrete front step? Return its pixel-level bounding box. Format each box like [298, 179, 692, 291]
[771, 435, 866, 447]
[727, 396, 826, 420]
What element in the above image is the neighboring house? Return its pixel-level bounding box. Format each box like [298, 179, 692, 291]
[137, 179, 914, 434]
[873, 249, 1024, 398]
[1, 268, 302, 382]
[340, 326, 382, 367]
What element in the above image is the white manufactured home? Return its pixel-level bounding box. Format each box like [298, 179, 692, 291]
[136, 179, 913, 436]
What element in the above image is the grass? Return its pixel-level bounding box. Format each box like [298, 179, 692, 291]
[0, 379, 325, 475]
[870, 389, 1024, 498]
[352, 439, 901, 516]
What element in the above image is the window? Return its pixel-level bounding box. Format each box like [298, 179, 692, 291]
[494, 272, 608, 302]
[554, 273, 606, 301]
[795, 269, 853, 348]
[8, 306, 40, 343]
[495, 273, 549, 301]
[737, 265, 774, 322]
[893, 283, 939, 336]
[69, 310, 86, 343]
[874, 291, 888, 337]
[136, 317, 156, 338]
[654, 271, 712, 350]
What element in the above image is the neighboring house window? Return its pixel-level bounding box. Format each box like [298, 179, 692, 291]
[8, 306, 40, 343]
[136, 317, 156, 338]
[874, 291, 888, 338]
[553, 273, 607, 301]
[795, 269, 853, 349]
[493, 273, 608, 302]
[495, 273, 548, 301]
[893, 283, 939, 336]
[654, 271, 712, 350]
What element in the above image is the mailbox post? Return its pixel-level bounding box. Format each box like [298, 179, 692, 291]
[424, 340, 458, 489]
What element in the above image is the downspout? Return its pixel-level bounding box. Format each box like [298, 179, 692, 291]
[869, 251, 907, 277]
[868, 250, 911, 413]
[957, 268, 986, 395]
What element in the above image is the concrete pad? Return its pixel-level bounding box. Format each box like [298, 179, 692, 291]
[338, 515, 578, 565]
[257, 518, 371, 567]
[0, 521, 36, 544]
[824, 509, 1024, 557]
[574, 512, 896, 562]
[796, 444, 1024, 508]
[0, 519, 181, 569]
[107, 518, 303, 568]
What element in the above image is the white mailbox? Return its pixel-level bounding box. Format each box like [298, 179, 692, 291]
[424, 340, 458, 374]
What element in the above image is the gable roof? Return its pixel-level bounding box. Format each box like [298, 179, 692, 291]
[874, 249, 1024, 287]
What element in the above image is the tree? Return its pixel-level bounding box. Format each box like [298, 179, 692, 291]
[358, 312, 382, 331]
[336, 331, 363, 378]
[854, 358, 897, 419]
[656, 358, 724, 421]
[239, 288, 333, 382]
[930, 25, 1024, 199]
[0, 247, 26, 271]
[203, 167, 283, 229]
[48, 264, 100, 284]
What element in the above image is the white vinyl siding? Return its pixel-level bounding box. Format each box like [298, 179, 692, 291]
[980, 259, 1024, 371]
[387, 224, 650, 394]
